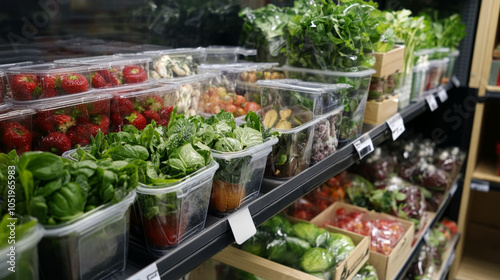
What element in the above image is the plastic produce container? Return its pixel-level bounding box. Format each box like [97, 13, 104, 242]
[257, 79, 349, 117]
[83, 57, 151, 88]
[136, 161, 218, 254]
[143, 47, 207, 80]
[0, 221, 43, 280]
[104, 83, 178, 132]
[410, 64, 429, 101]
[265, 117, 324, 179]
[310, 106, 343, 164]
[280, 66, 375, 144]
[18, 92, 111, 155]
[0, 104, 35, 156]
[38, 191, 136, 280]
[210, 137, 278, 214]
[53, 55, 117, 66]
[0, 61, 34, 101]
[5, 63, 92, 101]
[205, 46, 256, 64]
[424, 59, 449, 92]
[443, 50, 460, 84]
[236, 66, 285, 104]
[160, 74, 213, 117]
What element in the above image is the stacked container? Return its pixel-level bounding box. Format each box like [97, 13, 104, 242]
[0, 103, 35, 156]
[142, 48, 207, 80]
[38, 191, 136, 280]
[443, 50, 460, 84]
[0, 61, 34, 101]
[278, 66, 376, 144]
[160, 74, 213, 117]
[205, 46, 256, 64]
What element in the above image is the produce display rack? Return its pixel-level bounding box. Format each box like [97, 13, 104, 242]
[394, 181, 459, 279]
[437, 233, 461, 280]
[121, 81, 456, 280]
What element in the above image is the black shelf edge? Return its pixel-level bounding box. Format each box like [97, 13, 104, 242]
[124, 83, 456, 280]
[394, 180, 460, 280]
[438, 233, 461, 280]
[470, 178, 500, 192]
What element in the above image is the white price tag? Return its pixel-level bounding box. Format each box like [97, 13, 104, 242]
[425, 95, 439, 112]
[437, 88, 448, 102]
[452, 76, 461, 88]
[353, 134, 374, 159]
[471, 180, 489, 192]
[128, 263, 161, 280]
[228, 207, 256, 244]
[386, 113, 405, 141]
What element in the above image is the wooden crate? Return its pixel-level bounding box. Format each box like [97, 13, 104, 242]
[363, 94, 399, 125]
[373, 45, 405, 78]
[213, 226, 370, 280]
[311, 202, 415, 280]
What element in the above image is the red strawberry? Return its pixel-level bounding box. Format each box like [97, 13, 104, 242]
[41, 75, 57, 98]
[2, 122, 31, 155]
[52, 115, 75, 134]
[34, 110, 55, 132]
[10, 74, 41, 100]
[157, 119, 169, 127]
[91, 72, 107, 88]
[159, 106, 174, 121]
[109, 68, 123, 85]
[61, 73, 88, 94]
[87, 100, 109, 115]
[111, 113, 124, 132]
[110, 97, 134, 115]
[145, 95, 164, 112]
[67, 123, 99, 147]
[143, 110, 161, 123]
[123, 65, 147, 84]
[92, 114, 110, 134]
[87, 123, 100, 137]
[125, 111, 147, 130]
[40, 132, 71, 155]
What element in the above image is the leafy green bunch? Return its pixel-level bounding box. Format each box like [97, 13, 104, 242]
[75, 113, 213, 186]
[241, 215, 355, 279]
[286, 0, 388, 70]
[0, 150, 138, 225]
[417, 10, 466, 52]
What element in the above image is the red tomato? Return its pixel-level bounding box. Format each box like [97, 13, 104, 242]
[142, 214, 184, 247]
[245, 101, 260, 113]
[226, 104, 236, 113]
[234, 95, 246, 106]
[336, 208, 347, 216]
[234, 107, 246, 117]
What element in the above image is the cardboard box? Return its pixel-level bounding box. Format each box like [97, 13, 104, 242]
[212, 226, 370, 280]
[373, 45, 405, 78]
[311, 202, 415, 280]
[363, 94, 399, 125]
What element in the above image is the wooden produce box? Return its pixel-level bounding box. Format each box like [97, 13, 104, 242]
[363, 94, 399, 125]
[311, 202, 415, 280]
[373, 45, 405, 78]
[213, 226, 370, 280]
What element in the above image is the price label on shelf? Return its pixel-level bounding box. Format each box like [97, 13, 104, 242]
[128, 263, 161, 280]
[470, 179, 489, 192]
[353, 134, 374, 159]
[425, 95, 439, 112]
[452, 75, 461, 88]
[386, 113, 405, 141]
[228, 207, 256, 244]
[437, 88, 448, 102]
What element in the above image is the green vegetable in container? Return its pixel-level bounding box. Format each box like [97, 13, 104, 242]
[300, 247, 335, 273]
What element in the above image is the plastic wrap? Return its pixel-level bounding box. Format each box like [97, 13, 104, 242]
[356, 147, 397, 182]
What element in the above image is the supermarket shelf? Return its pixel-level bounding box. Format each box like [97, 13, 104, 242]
[471, 158, 500, 191]
[436, 233, 461, 280]
[479, 87, 500, 102]
[456, 223, 500, 280]
[123, 83, 455, 280]
[394, 181, 459, 280]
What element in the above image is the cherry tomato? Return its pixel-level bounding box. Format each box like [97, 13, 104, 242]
[234, 107, 246, 117]
[234, 95, 246, 106]
[226, 104, 236, 113]
[245, 101, 260, 113]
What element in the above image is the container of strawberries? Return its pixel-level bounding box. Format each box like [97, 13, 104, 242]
[0, 61, 34, 101]
[70, 56, 152, 88]
[17, 92, 112, 155]
[5, 63, 92, 101]
[0, 103, 35, 156]
[103, 83, 178, 132]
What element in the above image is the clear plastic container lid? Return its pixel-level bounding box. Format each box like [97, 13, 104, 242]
[0, 220, 43, 259]
[206, 46, 257, 57]
[427, 58, 449, 67]
[198, 62, 279, 74]
[212, 137, 278, 160]
[53, 55, 117, 65]
[0, 61, 33, 70]
[412, 63, 430, 72]
[5, 63, 90, 75]
[270, 110, 332, 134]
[0, 102, 11, 112]
[159, 73, 215, 85]
[43, 190, 136, 237]
[113, 83, 178, 99]
[449, 50, 460, 57]
[16, 91, 110, 111]
[256, 79, 351, 94]
[143, 47, 206, 59]
[85, 57, 152, 69]
[137, 160, 219, 194]
[278, 65, 376, 78]
[95, 81, 159, 94]
[0, 107, 36, 121]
